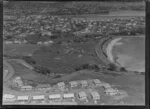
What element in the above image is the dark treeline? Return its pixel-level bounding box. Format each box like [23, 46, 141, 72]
[94, 0, 145, 1]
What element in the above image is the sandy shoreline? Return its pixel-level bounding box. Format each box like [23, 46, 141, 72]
[106, 37, 122, 63]
[105, 36, 145, 72]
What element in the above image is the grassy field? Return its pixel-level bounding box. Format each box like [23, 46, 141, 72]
[5, 59, 145, 105]
[31, 40, 100, 73]
[3, 44, 40, 57]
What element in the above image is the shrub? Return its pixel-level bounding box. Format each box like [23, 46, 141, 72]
[34, 66, 51, 75]
[22, 56, 36, 65]
[120, 67, 127, 72]
[107, 63, 117, 71]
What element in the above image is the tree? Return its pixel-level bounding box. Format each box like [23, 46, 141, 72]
[108, 63, 117, 71]
[22, 56, 36, 65]
[34, 66, 51, 75]
[120, 67, 127, 72]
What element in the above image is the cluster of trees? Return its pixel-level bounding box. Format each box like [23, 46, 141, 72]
[34, 65, 51, 75]
[22, 56, 36, 65]
[107, 63, 127, 72]
[75, 63, 100, 71]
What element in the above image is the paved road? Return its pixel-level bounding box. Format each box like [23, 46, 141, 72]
[95, 36, 111, 66]
[3, 59, 15, 81]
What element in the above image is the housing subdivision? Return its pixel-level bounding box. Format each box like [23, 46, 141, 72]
[3, 76, 128, 105]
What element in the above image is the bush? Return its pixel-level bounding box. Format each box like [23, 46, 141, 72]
[34, 66, 51, 75]
[74, 63, 100, 71]
[108, 63, 117, 71]
[120, 67, 127, 72]
[22, 56, 36, 65]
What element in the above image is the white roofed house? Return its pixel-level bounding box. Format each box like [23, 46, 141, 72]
[57, 82, 65, 90]
[31, 95, 45, 104]
[69, 81, 78, 88]
[37, 41, 42, 45]
[93, 79, 101, 86]
[5, 41, 13, 44]
[12, 76, 24, 87]
[105, 87, 118, 96]
[20, 85, 33, 91]
[17, 95, 29, 104]
[80, 80, 88, 88]
[48, 94, 61, 102]
[35, 84, 51, 91]
[90, 91, 100, 104]
[101, 82, 111, 89]
[78, 91, 88, 102]
[62, 93, 75, 102]
[3, 94, 16, 103]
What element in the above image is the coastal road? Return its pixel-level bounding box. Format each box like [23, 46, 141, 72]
[3, 59, 15, 81]
[95, 36, 111, 66]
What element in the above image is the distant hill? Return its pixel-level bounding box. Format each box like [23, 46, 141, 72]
[4, 1, 145, 16]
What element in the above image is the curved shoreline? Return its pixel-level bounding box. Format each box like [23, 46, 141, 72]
[3, 59, 15, 81]
[106, 37, 122, 63]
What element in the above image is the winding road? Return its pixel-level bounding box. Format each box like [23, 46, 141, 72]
[3, 59, 15, 81]
[95, 36, 112, 66]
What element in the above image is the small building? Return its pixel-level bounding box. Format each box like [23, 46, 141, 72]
[12, 76, 23, 87]
[37, 41, 42, 45]
[63, 93, 75, 101]
[43, 41, 49, 45]
[105, 88, 118, 96]
[5, 41, 13, 44]
[3, 94, 16, 102]
[21, 85, 32, 91]
[93, 79, 101, 85]
[101, 82, 111, 89]
[48, 40, 53, 44]
[57, 82, 65, 89]
[69, 81, 78, 88]
[90, 91, 100, 100]
[14, 40, 21, 44]
[3, 69, 8, 73]
[32, 95, 45, 101]
[36, 84, 51, 91]
[78, 91, 87, 101]
[80, 80, 88, 87]
[49, 94, 61, 101]
[17, 95, 29, 102]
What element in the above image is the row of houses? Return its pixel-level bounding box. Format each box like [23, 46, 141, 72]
[12, 76, 120, 97]
[3, 90, 101, 104]
[37, 40, 54, 45]
[12, 76, 112, 92]
[4, 40, 28, 44]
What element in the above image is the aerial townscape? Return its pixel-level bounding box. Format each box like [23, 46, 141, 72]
[3, 0, 145, 105]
